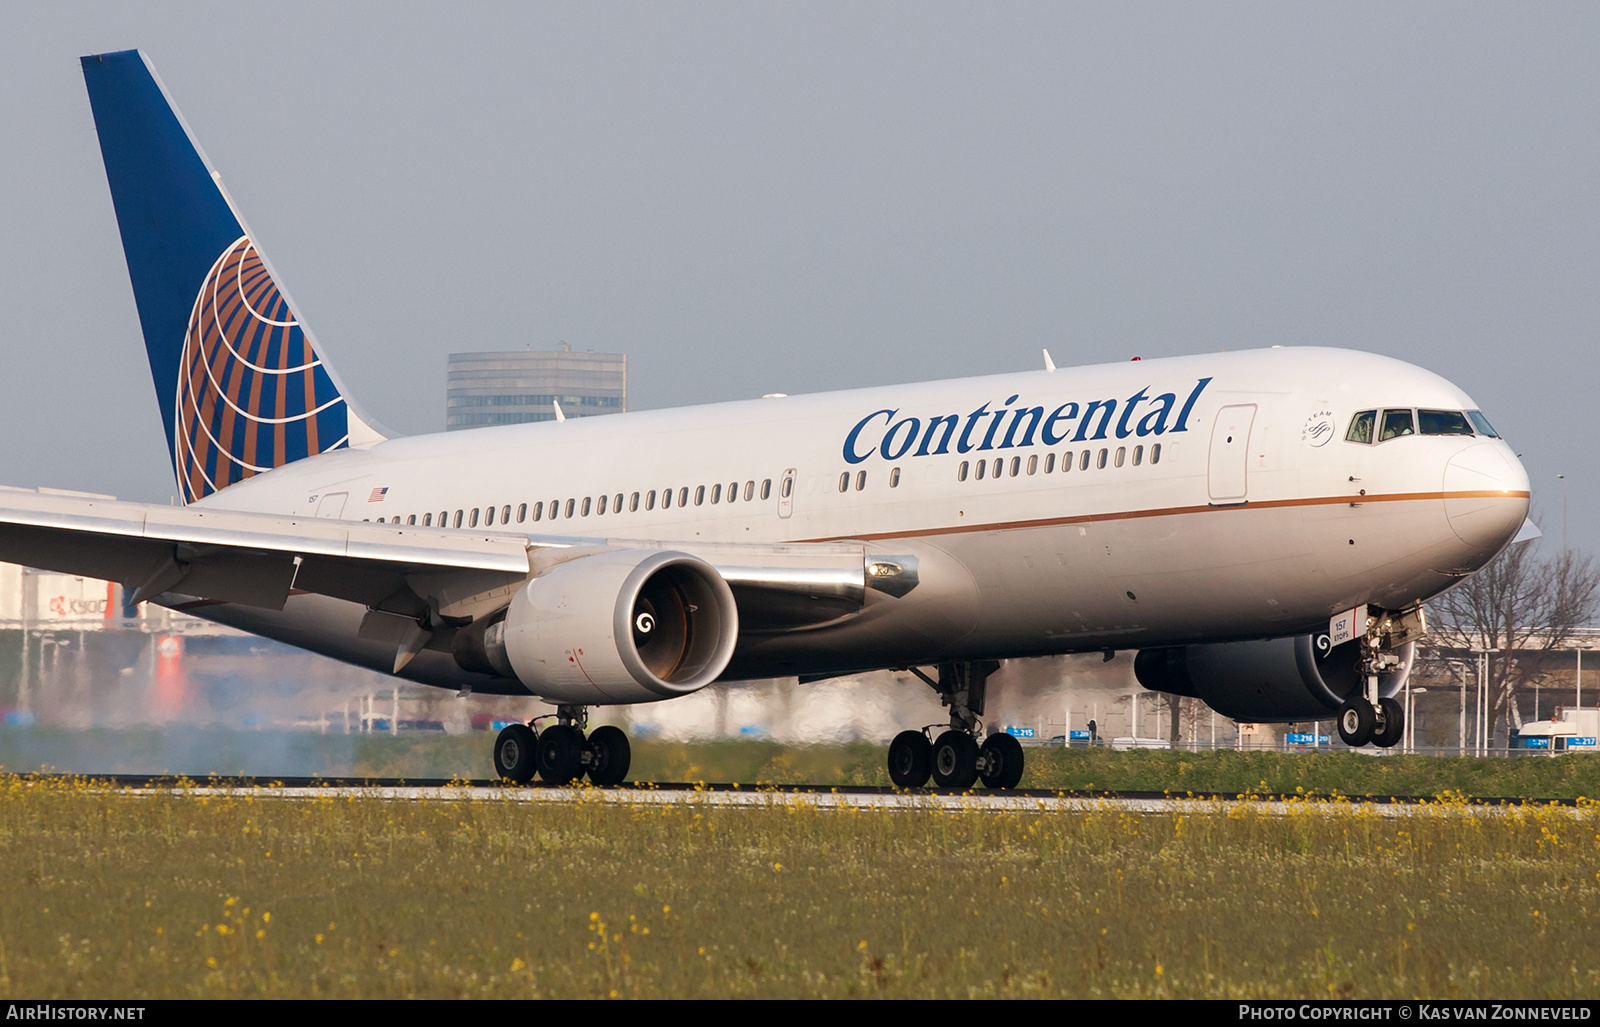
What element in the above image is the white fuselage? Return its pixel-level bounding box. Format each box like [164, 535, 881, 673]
[188, 346, 1528, 693]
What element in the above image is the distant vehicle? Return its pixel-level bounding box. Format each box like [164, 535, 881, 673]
[1512, 708, 1599, 754]
[0, 50, 1531, 790]
[1110, 737, 1172, 751]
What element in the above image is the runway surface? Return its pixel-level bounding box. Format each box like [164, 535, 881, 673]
[10, 773, 1591, 815]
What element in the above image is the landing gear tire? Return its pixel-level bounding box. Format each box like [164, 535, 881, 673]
[980, 733, 1025, 790]
[1337, 698, 1375, 748]
[931, 730, 980, 790]
[888, 730, 932, 788]
[536, 724, 586, 784]
[586, 725, 632, 785]
[494, 723, 538, 784]
[1372, 697, 1404, 749]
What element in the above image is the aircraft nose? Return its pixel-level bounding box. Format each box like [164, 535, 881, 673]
[1442, 442, 1531, 552]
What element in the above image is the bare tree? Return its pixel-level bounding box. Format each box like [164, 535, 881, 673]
[1427, 539, 1600, 745]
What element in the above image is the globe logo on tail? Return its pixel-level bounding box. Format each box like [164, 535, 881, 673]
[176, 236, 348, 501]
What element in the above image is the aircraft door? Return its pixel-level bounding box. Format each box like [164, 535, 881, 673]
[778, 468, 796, 519]
[1207, 405, 1256, 505]
[315, 492, 348, 518]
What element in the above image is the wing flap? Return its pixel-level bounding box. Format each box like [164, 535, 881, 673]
[0, 488, 533, 612]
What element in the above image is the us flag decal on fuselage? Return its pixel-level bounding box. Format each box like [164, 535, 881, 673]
[176, 236, 350, 503]
[368, 487, 389, 503]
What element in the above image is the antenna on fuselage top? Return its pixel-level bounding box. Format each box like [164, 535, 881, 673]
[553, 399, 566, 423]
[1042, 349, 1057, 372]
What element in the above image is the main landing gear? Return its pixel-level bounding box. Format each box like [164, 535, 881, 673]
[494, 705, 631, 786]
[887, 661, 1026, 790]
[1336, 637, 1405, 749]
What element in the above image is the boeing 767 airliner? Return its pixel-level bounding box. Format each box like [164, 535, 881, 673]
[0, 51, 1532, 788]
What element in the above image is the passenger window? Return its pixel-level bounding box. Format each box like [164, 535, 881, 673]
[646, 490, 656, 511]
[1466, 410, 1499, 438]
[533, 502, 543, 521]
[597, 495, 608, 515]
[517, 503, 527, 523]
[565, 499, 576, 518]
[454, 510, 464, 528]
[1044, 453, 1055, 473]
[710, 484, 721, 504]
[1418, 410, 1474, 436]
[890, 467, 901, 488]
[1027, 455, 1037, 475]
[581, 497, 592, 516]
[1133, 445, 1143, 466]
[423, 513, 432, 526]
[502, 505, 512, 524]
[744, 481, 755, 501]
[728, 482, 738, 502]
[1114, 447, 1125, 468]
[679, 487, 689, 507]
[855, 470, 866, 491]
[1346, 410, 1376, 444]
[630, 492, 640, 512]
[483, 507, 493, 526]
[1080, 451, 1090, 471]
[614, 493, 623, 512]
[1379, 409, 1414, 441]
[1151, 443, 1162, 464]
[778, 478, 789, 500]
[838, 472, 849, 492]
[958, 461, 970, 481]
[991, 458, 1003, 480]
[694, 486, 705, 506]
[439, 511, 448, 526]
[1009, 456, 1021, 477]
[975, 460, 986, 480]
[1097, 449, 1108, 469]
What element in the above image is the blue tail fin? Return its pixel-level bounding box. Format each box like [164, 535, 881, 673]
[81, 50, 383, 503]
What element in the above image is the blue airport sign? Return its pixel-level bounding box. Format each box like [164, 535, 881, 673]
[1287, 733, 1330, 745]
[1005, 726, 1036, 738]
[1523, 737, 1551, 749]
[1571, 737, 1597, 748]
[1069, 730, 1090, 740]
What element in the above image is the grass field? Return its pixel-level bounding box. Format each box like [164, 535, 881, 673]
[6, 730, 1600, 800]
[0, 776, 1596, 998]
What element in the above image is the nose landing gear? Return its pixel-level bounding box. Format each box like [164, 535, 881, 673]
[1336, 632, 1408, 749]
[493, 705, 633, 785]
[889, 661, 1025, 790]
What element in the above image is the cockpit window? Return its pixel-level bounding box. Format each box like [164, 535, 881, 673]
[1466, 410, 1499, 438]
[1417, 409, 1474, 436]
[1345, 410, 1376, 444]
[1379, 409, 1414, 441]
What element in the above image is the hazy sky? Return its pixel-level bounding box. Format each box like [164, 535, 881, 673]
[2, 4, 1597, 550]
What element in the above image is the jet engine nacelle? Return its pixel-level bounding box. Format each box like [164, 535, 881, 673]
[1133, 634, 1414, 723]
[472, 549, 739, 705]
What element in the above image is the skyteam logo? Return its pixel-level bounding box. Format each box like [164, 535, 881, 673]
[841, 378, 1212, 464]
[176, 236, 349, 502]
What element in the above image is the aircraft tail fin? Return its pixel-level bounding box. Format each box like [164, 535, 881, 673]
[81, 50, 384, 504]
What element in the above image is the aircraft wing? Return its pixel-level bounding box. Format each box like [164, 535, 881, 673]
[0, 486, 872, 630]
